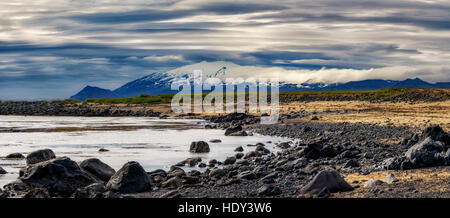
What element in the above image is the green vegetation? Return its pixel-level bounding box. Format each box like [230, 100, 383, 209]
[281, 88, 406, 95]
[2, 88, 441, 105]
[280, 88, 410, 100]
[83, 88, 414, 104]
[85, 93, 174, 104]
[50, 99, 80, 104]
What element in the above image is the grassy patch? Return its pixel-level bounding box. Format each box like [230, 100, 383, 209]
[50, 99, 81, 104]
[50, 88, 449, 105]
[85, 93, 174, 104]
[277, 88, 427, 101]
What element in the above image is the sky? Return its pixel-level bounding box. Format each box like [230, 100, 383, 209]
[0, 0, 449, 100]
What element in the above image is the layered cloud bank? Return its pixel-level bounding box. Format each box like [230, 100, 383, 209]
[0, 0, 449, 99]
[166, 61, 450, 85]
[225, 66, 450, 85]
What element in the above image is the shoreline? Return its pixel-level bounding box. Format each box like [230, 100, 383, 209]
[1, 99, 449, 198]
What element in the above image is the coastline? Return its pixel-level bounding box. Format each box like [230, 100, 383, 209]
[0, 95, 449, 198]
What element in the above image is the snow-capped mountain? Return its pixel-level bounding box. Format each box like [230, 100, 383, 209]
[113, 61, 239, 98]
[70, 61, 450, 101]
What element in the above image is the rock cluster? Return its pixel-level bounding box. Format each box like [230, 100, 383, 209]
[2, 111, 446, 198]
[1, 149, 153, 198]
[206, 113, 259, 129]
[20, 157, 98, 197]
[0, 102, 160, 117]
[382, 125, 450, 170]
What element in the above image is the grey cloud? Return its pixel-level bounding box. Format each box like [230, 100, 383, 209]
[68, 9, 192, 24]
[129, 28, 216, 33]
[66, 2, 286, 24]
[0, 0, 449, 100]
[252, 11, 450, 30]
[196, 2, 287, 15]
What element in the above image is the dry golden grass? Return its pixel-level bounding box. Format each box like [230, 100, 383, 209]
[85, 100, 450, 131]
[334, 166, 450, 198]
[281, 100, 450, 130]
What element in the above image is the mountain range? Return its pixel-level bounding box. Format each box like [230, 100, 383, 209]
[70, 61, 450, 101]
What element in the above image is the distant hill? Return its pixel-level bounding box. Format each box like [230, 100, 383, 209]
[70, 62, 450, 101]
[391, 78, 434, 88]
[70, 86, 119, 101]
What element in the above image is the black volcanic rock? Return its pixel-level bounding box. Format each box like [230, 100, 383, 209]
[26, 149, 56, 165]
[80, 158, 116, 182]
[189, 141, 210, 153]
[5, 153, 25, 159]
[300, 169, 354, 194]
[225, 125, 243, 136]
[106, 161, 152, 194]
[381, 125, 449, 170]
[20, 157, 97, 197]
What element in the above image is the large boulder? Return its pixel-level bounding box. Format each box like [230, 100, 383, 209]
[106, 161, 152, 194]
[26, 149, 55, 165]
[80, 158, 116, 182]
[300, 169, 354, 194]
[19, 157, 97, 197]
[405, 137, 445, 167]
[223, 156, 236, 165]
[382, 125, 450, 170]
[225, 125, 243, 136]
[5, 153, 25, 159]
[189, 141, 210, 153]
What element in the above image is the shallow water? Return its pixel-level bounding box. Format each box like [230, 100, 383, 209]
[0, 116, 288, 187]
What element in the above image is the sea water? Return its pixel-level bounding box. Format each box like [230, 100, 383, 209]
[0, 116, 288, 187]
